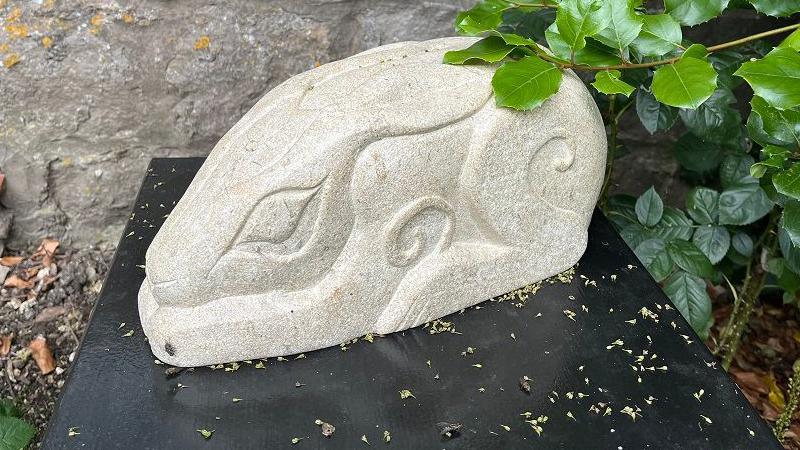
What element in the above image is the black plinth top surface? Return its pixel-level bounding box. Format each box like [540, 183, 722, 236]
[43, 158, 778, 449]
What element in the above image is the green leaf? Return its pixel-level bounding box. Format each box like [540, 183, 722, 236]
[673, 133, 723, 173]
[631, 13, 682, 57]
[780, 227, 800, 274]
[592, 70, 635, 96]
[719, 154, 756, 188]
[731, 232, 754, 257]
[678, 87, 741, 144]
[555, 0, 611, 52]
[686, 187, 719, 224]
[748, 96, 800, 148]
[652, 207, 695, 241]
[490, 31, 538, 46]
[693, 225, 730, 264]
[0, 400, 20, 418]
[784, 201, 800, 247]
[663, 271, 713, 338]
[666, 239, 714, 277]
[443, 36, 518, 65]
[545, 25, 624, 66]
[636, 88, 679, 134]
[734, 47, 800, 110]
[709, 50, 747, 89]
[620, 222, 652, 249]
[665, 0, 730, 26]
[634, 239, 674, 282]
[492, 56, 563, 110]
[751, 146, 790, 178]
[682, 43, 709, 60]
[635, 186, 664, 226]
[775, 163, 800, 201]
[454, 0, 509, 35]
[781, 28, 800, 51]
[746, 0, 800, 17]
[594, 0, 643, 53]
[718, 182, 773, 225]
[0, 416, 36, 450]
[652, 57, 718, 109]
[606, 194, 638, 228]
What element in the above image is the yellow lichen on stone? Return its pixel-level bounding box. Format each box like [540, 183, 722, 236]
[42, 0, 56, 9]
[6, 6, 21, 23]
[41, 36, 53, 48]
[89, 13, 103, 35]
[3, 52, 20, 68]
[5, 23, 28, 39]
[194, 35, 210, 50]
[0, 43, 9, 53]
[122, 12, 135, 24]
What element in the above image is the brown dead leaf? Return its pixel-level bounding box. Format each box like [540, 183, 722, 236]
[0, 255, 23, 266]
[33, 238, 59, 266]
[24, 266, 40, 279]
[29, 336, 56, 375]
[732, 370, 769, 395]
[0, 334, 12, 356]
[3, 274, 33, 289]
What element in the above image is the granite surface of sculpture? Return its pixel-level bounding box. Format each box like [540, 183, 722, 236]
[138, 37, 607, 367]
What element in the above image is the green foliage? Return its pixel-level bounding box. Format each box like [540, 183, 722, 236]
[442, 36, 517, 64]
[746, 0, 800, 17]
[663, 271, 713, 338]
[651, 53, 718, 109]
[631, 14, 682, 57]
[591, 70, 635, 96]
[665, 0, 730, 26]
[0, 399, 35, 450]
[734, 48, 800, 110]
[555, 0, 611, 52]
[447, 0, 800, 349]
[491, 56, 563, 109]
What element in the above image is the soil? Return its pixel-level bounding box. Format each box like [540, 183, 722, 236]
[0, 241, 110, 446]
[1, 239, 799, 448]
[709, 295, 800, 450]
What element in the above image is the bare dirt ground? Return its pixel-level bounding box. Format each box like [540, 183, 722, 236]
[0, 240, 110, 445]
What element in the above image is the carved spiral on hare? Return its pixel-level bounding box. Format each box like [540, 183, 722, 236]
[384, 196, 455, 268]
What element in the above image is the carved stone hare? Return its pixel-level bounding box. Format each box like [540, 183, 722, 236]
[139, 37, 607, 367]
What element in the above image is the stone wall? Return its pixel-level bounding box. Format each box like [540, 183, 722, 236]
[0, 0, 470, 249]
[0, 1, 787, 249]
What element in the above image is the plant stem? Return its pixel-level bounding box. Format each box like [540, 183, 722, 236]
[599, 96, 632, 210]
[718, 210, 779, 370]
[530, 23, 800, 72]
[775, 359, 800, 442]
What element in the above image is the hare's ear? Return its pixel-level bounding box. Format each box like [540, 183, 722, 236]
[301, 58, 494, 132]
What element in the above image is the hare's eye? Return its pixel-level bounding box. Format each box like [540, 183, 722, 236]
[234, 185, 321, 255]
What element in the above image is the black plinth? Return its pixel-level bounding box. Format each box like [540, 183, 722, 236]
[43, 158, 778, 449]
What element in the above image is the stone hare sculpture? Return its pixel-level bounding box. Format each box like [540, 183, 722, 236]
[139, 37, 607, 367]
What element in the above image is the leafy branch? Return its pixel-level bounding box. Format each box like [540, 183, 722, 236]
[448, 1, 800, 419]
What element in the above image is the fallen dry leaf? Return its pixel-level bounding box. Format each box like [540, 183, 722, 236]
[0, 255, 23, 266]
[0, 334, 12, 356]
[29, 336, 56, 375]
[732, 370, 769, 395]
[33, 238, 59, 266]
[3, 274, 33, 289]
